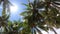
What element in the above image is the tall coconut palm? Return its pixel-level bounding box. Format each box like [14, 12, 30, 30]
[8, 20, 23, 34]
[20, 0, 60, 34]
[0, 0, 12, 33]
[37, 0, 60, 34]
[20, 0, 47, 34]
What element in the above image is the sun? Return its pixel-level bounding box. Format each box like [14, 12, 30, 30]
[10, 4, 18, 13]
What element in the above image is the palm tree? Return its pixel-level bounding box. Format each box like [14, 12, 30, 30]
[0, 0, 12, 33]
[8, 20, 23, 34]
[20, 0, 47, 34]
[40, 0, 60, 34]
[20, 0, 60, 34]
[36, 0, 60, 34]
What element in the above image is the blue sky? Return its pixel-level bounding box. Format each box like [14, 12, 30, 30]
[9, 0, 28, 21]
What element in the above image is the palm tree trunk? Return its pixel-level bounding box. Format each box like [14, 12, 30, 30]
[50, 27, 57, 34]
[32, 27, 36, 34]
[35, 27, 42, 34]
[33, 29, 36, 34]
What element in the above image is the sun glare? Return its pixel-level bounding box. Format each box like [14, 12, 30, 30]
[10, 4, 18, 13]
